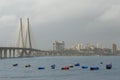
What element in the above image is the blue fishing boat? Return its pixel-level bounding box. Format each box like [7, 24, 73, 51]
[38, 67, 45, 70]
[51, 64, 56, 69]
[74, 63, 80, 66]
[90, 66, 99, 70]
[106, 64, 112, 69]
[81, 66, 88, 69]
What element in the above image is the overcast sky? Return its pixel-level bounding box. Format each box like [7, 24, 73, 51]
[0, 0, 120, 50]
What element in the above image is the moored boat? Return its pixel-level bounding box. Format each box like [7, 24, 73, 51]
[69, 65, 74, 68]
[81, 66, 88, 69]
[61, 66, 69, 70]
[25, 64, 31, 68]
[13, 64, 18, 67]
[106, 64, 112, 69]
[38, 67, 45, 70]
[90, 66, 99, 70]
[74, 63, 80, 66]
[51, 64, 56, 69]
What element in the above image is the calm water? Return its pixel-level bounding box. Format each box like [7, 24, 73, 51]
[0, 56, 119, 80]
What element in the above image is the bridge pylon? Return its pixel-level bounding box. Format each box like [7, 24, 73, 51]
[16, 18, 25, 48]
[16, 18, 32, 49]
[16, 18, 32, 57]
[25, 18, 32, 49]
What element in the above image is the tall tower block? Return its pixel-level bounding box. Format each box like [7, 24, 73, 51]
[112, 43, 117, 54]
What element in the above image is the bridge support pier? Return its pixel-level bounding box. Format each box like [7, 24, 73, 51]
[0, 47, 47, 58]
[9, 49, 12, 58]
[13, 49, 15, 58]
[0, 49, 2, 58]
[4, 49, 7, 58]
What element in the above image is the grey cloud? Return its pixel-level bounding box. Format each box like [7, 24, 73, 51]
[0, 0, 120, 49]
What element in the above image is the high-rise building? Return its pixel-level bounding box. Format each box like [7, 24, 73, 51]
[53, 41, 65, 51]
[112, 43, 117, 54]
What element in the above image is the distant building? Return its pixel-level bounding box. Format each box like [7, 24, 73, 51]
[53, 41, 65, 51]
[112, 43, 117, 54]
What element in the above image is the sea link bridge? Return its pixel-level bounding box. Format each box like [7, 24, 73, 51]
[0, 18, 50, 59]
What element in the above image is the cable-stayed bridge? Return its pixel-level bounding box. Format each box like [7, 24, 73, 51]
[0, 18, 50, 58]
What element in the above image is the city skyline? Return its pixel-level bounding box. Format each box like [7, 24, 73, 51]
[0, 0, 120, 50]
[67, 42, 118, 50]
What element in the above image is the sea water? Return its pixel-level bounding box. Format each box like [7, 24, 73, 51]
[0, 56, 119, 80]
